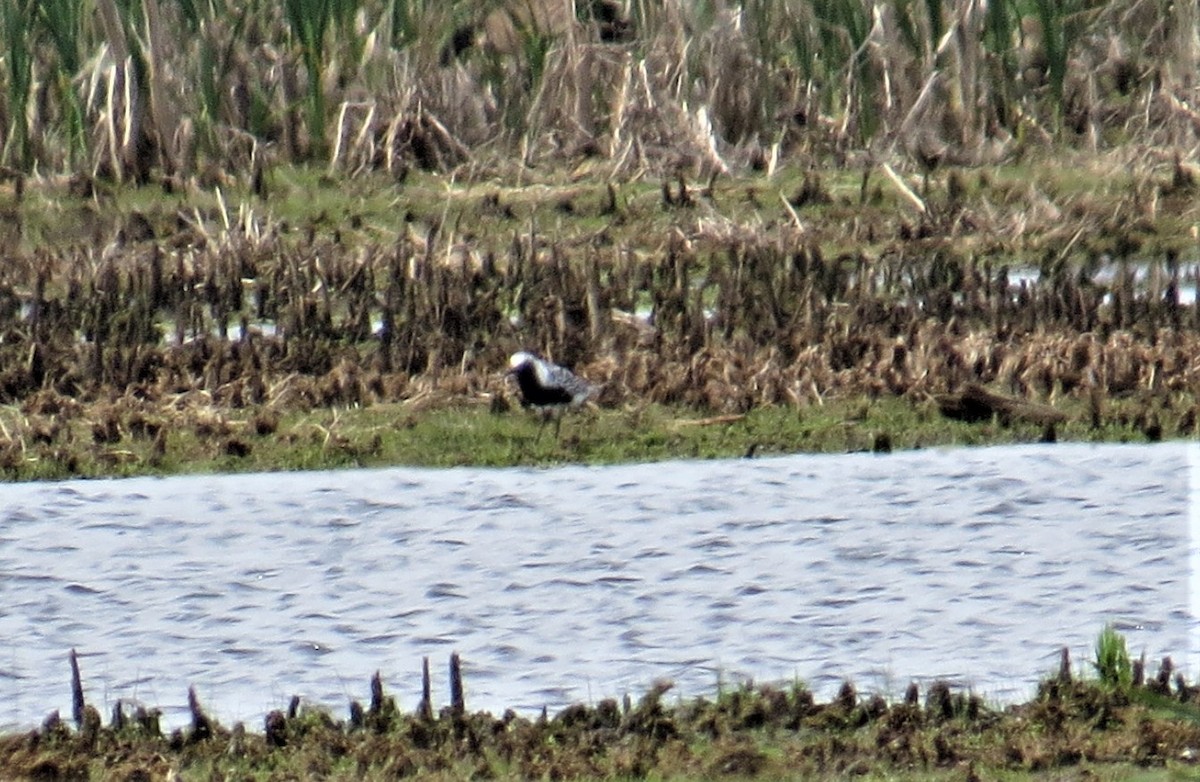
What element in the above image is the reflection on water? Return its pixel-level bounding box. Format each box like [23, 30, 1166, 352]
[0, 443, 1193, 731]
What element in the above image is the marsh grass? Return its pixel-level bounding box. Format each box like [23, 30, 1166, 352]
[0, 0, 1194, 178]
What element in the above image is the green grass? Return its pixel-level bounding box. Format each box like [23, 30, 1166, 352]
[1094, 624, 1134, 690]
[0, 393, 1175, 481]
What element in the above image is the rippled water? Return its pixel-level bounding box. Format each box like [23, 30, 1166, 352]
[0, 443, 1194, 731]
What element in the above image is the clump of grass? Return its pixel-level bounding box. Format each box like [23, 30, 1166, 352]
[1094, 623, 1133, 690]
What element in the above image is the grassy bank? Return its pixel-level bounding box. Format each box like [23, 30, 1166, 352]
[4, 636, 1200, 781]
[0, 392, 1177, 481]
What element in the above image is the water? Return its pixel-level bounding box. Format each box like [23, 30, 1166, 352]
[0, 443, 1193, 732]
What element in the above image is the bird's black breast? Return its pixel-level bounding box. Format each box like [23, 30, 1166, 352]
[513, 364, 573, 407]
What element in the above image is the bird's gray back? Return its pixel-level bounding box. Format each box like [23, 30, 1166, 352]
[539, 361, 595, 404]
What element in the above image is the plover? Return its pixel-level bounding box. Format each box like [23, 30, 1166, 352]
[506, 351, 596, 437]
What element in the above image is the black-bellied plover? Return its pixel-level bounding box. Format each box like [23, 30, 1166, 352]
[506, 352, 596, 437]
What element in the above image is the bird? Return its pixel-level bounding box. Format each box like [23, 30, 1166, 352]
[506, 351, 597, 438]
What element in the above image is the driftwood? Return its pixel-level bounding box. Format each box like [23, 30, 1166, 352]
[935, 382, 1068, 427]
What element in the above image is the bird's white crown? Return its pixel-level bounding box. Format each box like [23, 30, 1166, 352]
[509, 351, 537, 370]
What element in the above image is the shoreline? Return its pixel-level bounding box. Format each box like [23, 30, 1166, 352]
[0, 394, 1187, 482]
[3, 642, 1199, 780]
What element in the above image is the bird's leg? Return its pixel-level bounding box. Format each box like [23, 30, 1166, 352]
[535, 410, 550, 443]
[553, 410, 564, 440]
